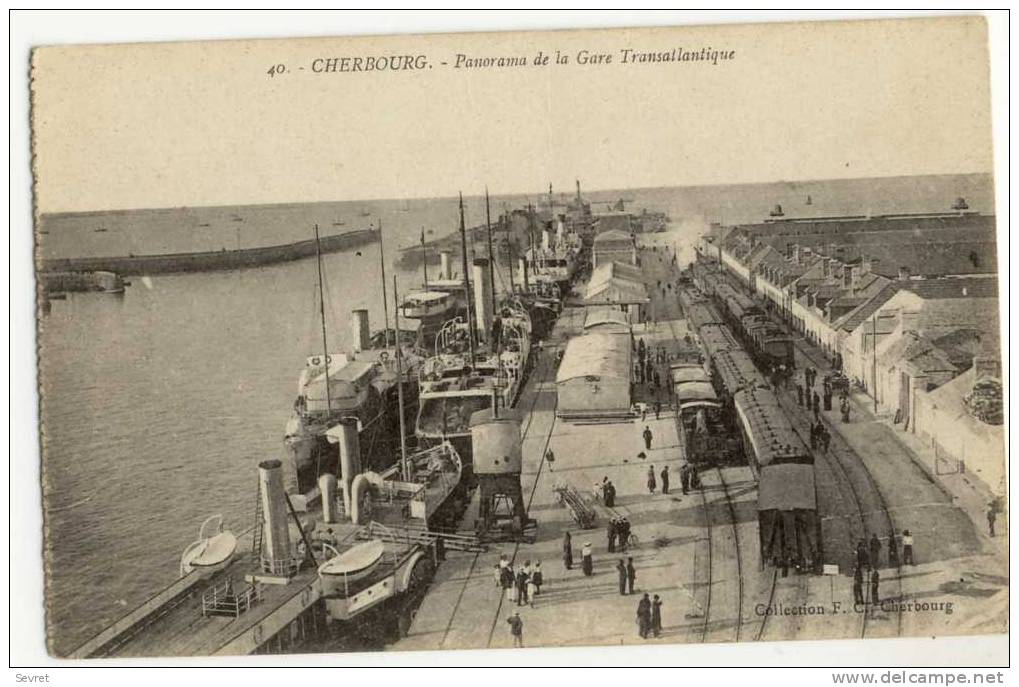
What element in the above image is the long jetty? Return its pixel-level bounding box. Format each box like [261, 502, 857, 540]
[39, 228, 378, 276]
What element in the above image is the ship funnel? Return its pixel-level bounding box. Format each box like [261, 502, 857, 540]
[440, 251, 451, 280]
[519, 257, 530, 292]
[326, 418, 361, 518]
[542, 226, 552, 252]
[351, 309, 370, 352]
[258, 459, 293, 572]
[556, 216, 565, 245]
[319, 473, 338, 524]
[473, 258, 493, 342]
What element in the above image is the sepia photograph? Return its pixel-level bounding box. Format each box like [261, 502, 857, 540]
[16, 10, 1009, 670]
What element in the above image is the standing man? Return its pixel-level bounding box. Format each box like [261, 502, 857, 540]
[616, 559, 627, 596]
[604, 480, 617, 508]
[870, 568, 880, 605]
[869, 533, 882, 570]
[626, 556, 637, 595]
[987, 504, 998, 537]
[647, 465, 657, 494]
[902, 530, 915, 565]
[812, 391, 821, 420]
[796, 383, 804, 406]
[562, 531, 574, 571]
[607, 518, 617, 553]
[619, 518, 631, 553]
[856, 539, 870, 571]
[507, 612, 524, 648]
[643, 425, 654, 450]
[887, 530, 899, 568]
[680, 463, 691, 495]
[654, 400, 662, 420]
[661, 465, 670, 495]
[636, 593, 652, 639]
[532, 562, 543, 596]
[581, 542, 594, 576]
[545, 448, 556, 472]
[852, 566, 864, 606]
[651, 595, 663, 638]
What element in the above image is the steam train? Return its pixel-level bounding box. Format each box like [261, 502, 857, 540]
[675, 281, 820, 572]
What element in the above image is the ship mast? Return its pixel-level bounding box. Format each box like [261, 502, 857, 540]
[420, 227, 429, 290]
[458, 192, 476, 364]
[393, 275, 410, 481]
[313, 224, 332, 479]
[378, 219, 391, 347]
[485, 187, 496, 312]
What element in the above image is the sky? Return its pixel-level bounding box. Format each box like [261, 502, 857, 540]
[31, 16, 994, 213]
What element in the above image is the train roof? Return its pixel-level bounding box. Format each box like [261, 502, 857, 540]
[732, 386, 810, 465]
[758, 463, 816, 511]
[712, 349, 767, 395]
[698, 324, 737, 357]
[686, 303, 723, 329]
[674, 380, 719, 404]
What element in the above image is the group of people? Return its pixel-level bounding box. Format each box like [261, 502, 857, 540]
[615, 557, 637, 595]
[850, 530, 917, 605]
[810, 421, 831, 453]
[598, 477, 617, 508]
[607, 517, 633, 553]
[497, 555, 544, 607]
[634, 338, 664, 391]
[636, 593, 663, 639]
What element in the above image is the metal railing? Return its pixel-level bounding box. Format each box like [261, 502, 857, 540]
[201, 579, 261, 618]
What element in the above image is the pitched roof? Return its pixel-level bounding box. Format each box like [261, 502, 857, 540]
[594, 228, 633, 243]
[556, 333, 632, 383]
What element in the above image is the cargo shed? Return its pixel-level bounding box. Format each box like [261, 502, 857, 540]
[556, 333, 633, 419]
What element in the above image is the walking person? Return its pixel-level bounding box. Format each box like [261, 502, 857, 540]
[796, 383, 804, 406]
[870, 568, 880, 605]
[987, 504, 998, 537]
[651, 595, 663, 638]
[661, 465, 670, 495]
[902, 530, 915, 565]
[636, 593, 652, 639]
[507, 611, 524, 648]
[545, 448, 556, 472]
[502, 563, 516, 603]
[562, 531, 574, 571]
[626, 556, 637, 595]
[616, 559, 627, 595]
[654, 400, 662, 420]
[869, 533, 882, 570]
[647, 465, 657, 494]
[643, 425, 654, 450]
[812, 392, 821, 420]
[581, 541, 594, 576]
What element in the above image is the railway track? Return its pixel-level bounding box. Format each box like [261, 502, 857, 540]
[664, 319, 745, 644]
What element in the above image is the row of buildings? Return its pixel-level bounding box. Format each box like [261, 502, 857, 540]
[698, 207, 1004, 492]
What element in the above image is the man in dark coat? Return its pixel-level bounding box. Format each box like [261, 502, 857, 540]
[812, 391, 821, 419]
[607, 518, 617, 553]
[856, 539, 870, 571]
[636, 593, 652, 638]
[661, 465, 670, 495]
[651, 595, 663, 637]
[507, 612, 524, 648]
[616, 559, 627, 595]
[626, 557, 637, 595]
[515, 567, 529, 606]
[654, 400, 662, 420]
[562, 531, 573, 571]
[796, 383, 804, 406]
[604, 481, 616, 508]
[680, 463, 691, 494]
[643, 426, 654, 450]
[618, 518, 631, 552]
[870, 568, 880, 605]
[887, 530, 899, 568]
[853, 566, 864, 606]
[869, 533, 882, 569]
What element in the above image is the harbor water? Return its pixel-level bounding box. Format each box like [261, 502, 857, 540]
[38, 174, 992, 654]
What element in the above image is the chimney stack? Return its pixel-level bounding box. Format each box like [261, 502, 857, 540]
[257, 459, 293, 572]
[473, 258, 494, 341]
[351, 309, 371, 352]
[439, 251, 451, 280]
[519, 257, 530, 291]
